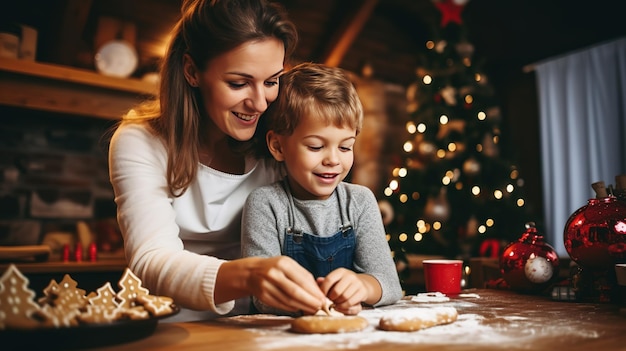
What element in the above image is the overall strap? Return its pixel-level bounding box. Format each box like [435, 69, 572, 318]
[282, 178, 301, 235]
[335, 183, 352, 233]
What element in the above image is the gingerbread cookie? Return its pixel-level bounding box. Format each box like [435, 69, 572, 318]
[87, 282, 120, 310]
[0, 264, 43, 329]
[39, 304, 81, 327]
[75, 282, 123, 324]
[0, 265, 177, 330]
[378, 306, 458, 332]
[291, 315, 369, 334]
[116, 268, 150, 309]
[136, 294, 174, 317]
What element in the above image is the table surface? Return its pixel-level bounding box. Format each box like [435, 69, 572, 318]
[84, 288, 626, 351]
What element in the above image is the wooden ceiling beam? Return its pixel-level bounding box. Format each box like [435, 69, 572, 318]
[322, 0, 379, 67]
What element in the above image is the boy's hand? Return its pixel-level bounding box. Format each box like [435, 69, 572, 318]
[316, 268, 368, 315]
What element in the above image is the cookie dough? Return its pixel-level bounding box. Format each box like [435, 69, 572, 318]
[378, 306, 458, 332]
[291, 315, 369, 334]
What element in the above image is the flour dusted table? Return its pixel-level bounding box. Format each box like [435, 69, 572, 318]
[88, 288, 626, 351]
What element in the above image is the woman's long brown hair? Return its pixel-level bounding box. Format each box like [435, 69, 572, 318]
[116, 0, 297, 197]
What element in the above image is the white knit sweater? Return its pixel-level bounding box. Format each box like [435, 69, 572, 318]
[108, 123, 282, 321]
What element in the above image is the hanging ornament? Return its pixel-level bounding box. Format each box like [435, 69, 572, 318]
[432, 0, 466, 27]
[424, 187, 451, 222]
[406, 101, 419, 114]
[433, 93, 442, 103]
[415, 67, 429, 79]
[454, 142, 466, 153]
[462, 157, 481, 176]
[406, 157, 426, 170]
[481, 133, 499, 157]
[417, 141, 437, 157]
[439, 85, 457, 105]
[485, 106, 501, 121]
[458, 85, 474, 97]
[465, 215, 479, 237]
[435, 40, 447, 54]
[455, 41, 474, 58]
[500, 222, 560, 293]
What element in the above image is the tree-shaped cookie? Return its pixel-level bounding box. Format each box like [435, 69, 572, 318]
[75, 282, 123, 324]
[38, 279, 60, 306]
[0, 264, 43, 329]
[88, 282, 120, 309]
[116, 268, 150, 309]
[36, 274, 87, 327]
[53, 274, 88, 311]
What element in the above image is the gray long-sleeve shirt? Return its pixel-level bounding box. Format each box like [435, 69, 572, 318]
[241, 181, 403, 314]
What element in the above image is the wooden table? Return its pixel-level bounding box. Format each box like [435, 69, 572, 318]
[86, 288, 626, 351]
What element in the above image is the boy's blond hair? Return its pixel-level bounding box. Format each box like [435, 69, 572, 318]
[265, 62, 363, 136]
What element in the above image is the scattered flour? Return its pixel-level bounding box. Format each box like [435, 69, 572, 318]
[458, 293, 481, 298]
[216, 295, 600, 350]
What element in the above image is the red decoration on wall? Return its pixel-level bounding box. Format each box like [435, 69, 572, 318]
[479, 238, 500, 258]
[434, 0, 465, 27]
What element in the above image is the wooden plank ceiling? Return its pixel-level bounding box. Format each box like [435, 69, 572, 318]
[6, 0, 626, 86]
[6, 0, 444, 86]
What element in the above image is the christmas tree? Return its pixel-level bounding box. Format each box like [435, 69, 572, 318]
[382, 0, 534, 265]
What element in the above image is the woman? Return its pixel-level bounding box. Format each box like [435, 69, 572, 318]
[108, 0, 326, 322]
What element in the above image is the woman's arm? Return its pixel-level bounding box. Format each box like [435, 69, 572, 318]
[110, 124, 231, 313]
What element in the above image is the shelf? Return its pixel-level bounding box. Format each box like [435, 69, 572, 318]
[0, 257, 127, 274]
[0, 58, 157, 119]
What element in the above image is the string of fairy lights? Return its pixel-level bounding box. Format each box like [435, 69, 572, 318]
[382, 37, 527, 249]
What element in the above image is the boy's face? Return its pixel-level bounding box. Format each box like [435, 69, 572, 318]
[268, 114, 356, 200]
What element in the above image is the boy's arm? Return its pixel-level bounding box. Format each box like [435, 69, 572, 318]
[241, 189, 283, 258]
[352, 187, 404, 306]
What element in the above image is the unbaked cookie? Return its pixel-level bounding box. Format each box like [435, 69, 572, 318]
[291, 315, 369, 334]
[378, 306, 458, 332]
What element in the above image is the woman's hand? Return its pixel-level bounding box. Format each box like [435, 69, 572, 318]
[317, 268, 382, 315]
[246, 256, 326, 314]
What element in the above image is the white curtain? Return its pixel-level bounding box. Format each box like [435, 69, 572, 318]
[535, 37, 626, 257]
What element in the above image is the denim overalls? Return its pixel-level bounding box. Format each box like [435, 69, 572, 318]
[282, 181, 356, 278]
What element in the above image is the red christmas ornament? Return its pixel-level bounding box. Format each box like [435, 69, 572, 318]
[500, 222, 560, 293]
[563, 196, 626, 271]
[433, 0, 465, 27]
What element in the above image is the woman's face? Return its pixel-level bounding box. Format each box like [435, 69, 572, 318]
[196, 38, 285, 141]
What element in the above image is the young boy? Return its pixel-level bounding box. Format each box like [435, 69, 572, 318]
[241, 62, 402, 316]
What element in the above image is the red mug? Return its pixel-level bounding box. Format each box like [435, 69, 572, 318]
[423, 259, 463, 294]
